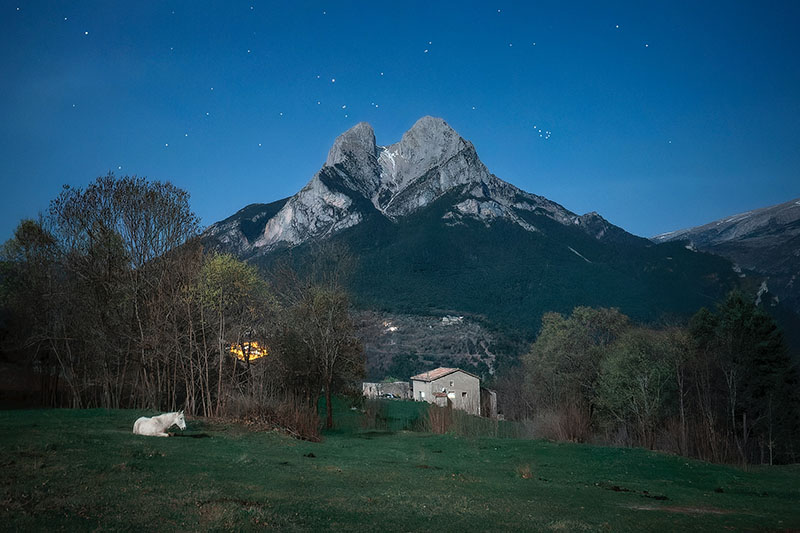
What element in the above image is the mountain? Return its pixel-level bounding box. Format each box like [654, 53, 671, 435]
[652, 198, 800, 314]
[205, 117, 644, 256]
[204, 117, 742, 378]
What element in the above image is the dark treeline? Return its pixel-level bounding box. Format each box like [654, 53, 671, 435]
[495, 299, 800, 465]
[0, 174, 363, 439]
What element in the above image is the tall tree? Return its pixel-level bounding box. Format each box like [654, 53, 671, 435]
[690, 291, 799, 463]
[270, 245, 365, 429]
[523, 306, 630, 439]
[596, 328, 675, 448]
[196, 253, 271, 416]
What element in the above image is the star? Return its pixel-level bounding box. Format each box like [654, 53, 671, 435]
[165, 143, 169, 147]
[645, 43, 649, 48]
[210, 87, 214, 91]
[64, 17, 67, 21]
[497, 9, 501, 13]
[205, 112, 210, 116]
[532, 42, 536, 46]
[615, 24, 619, 29]
[247, 49, 251, 53]
[424, 49, 429, 53]
[184, 133, 188, 137]
[509, 43, 513, 47]
[118, 166, 122, 170]
[472, 106, 476, 110]
[258, 143, 262, 147]
[331, 78, 335, 83]
[341, 105, 346, 109]
[428, 41, 432, 45]
[84, 31, 89, 35]
[317, 101, 321, 104]
[279, 112, 283, 116]
[380, 72, 384, 76]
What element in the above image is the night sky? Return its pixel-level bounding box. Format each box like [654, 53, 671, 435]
[2, 1, 799, 243]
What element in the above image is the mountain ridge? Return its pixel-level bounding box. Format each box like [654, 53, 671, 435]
[652, 197, 800, 314]
[205, 116, 640, 258]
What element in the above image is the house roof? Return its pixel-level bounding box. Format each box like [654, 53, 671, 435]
[410, 367, 478, 382]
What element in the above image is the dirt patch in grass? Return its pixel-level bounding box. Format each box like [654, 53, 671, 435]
[627, 504, 735, 515]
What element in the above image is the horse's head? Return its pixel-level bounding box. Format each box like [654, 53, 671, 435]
[175, 410, 186, 430]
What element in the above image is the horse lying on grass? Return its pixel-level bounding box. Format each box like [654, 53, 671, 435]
[133, 411, 186, 437]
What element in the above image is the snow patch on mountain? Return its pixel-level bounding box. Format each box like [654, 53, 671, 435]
[568, 246, 592, 263]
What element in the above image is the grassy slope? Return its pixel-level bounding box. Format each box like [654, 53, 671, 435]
[2, 407, 798, 532]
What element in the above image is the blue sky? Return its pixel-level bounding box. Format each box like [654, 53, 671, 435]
[2, 0, 799, 242]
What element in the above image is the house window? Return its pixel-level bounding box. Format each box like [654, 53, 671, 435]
[462, 392, 467, 398]
[449, 380, 454, 387]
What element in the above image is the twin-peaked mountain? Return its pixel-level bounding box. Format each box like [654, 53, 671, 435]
[206, 116, 639, 256]
[204, 117, 742, 375]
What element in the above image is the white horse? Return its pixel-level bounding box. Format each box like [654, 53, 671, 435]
[133, 411, 186, 437]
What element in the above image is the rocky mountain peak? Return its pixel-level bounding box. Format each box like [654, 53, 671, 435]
[325, 122, 377, 168]
[379, 117, 471, 183]
[401, 116, 461, 150]
[205, 116, 640, 254]
[324, 121, 381, 199]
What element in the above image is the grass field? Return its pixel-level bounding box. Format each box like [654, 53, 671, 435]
[1, 402, 799, 531]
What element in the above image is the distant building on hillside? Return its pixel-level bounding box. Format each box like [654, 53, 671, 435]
[410, 367, 481, 416]
[362, 367, 498, 418]
[362, 381, 411, 400]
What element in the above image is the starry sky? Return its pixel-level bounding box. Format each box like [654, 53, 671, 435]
[2, 1, 800, 243]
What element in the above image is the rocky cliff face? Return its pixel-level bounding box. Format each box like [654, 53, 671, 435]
[205, 116, 635, 255]
[652, 198, 800, 313]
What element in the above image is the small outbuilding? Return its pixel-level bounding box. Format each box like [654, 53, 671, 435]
[362, 381, 412, 400]
[410, 367, 481, 416]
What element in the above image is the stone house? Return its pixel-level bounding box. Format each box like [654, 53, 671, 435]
[410, 367, 481, 416]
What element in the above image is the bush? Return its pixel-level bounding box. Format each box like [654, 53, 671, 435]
[422, 403, 532, 439]
[530, 404, 592, 442]
[222, 393, 321, 442]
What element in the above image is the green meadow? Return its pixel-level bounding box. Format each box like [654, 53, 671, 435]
[1, 402, 798, 531]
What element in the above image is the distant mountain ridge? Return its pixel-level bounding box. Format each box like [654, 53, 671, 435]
[652, 198, 800, 314]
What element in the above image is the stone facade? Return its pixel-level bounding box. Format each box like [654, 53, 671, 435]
[410, 368, 481, 416]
